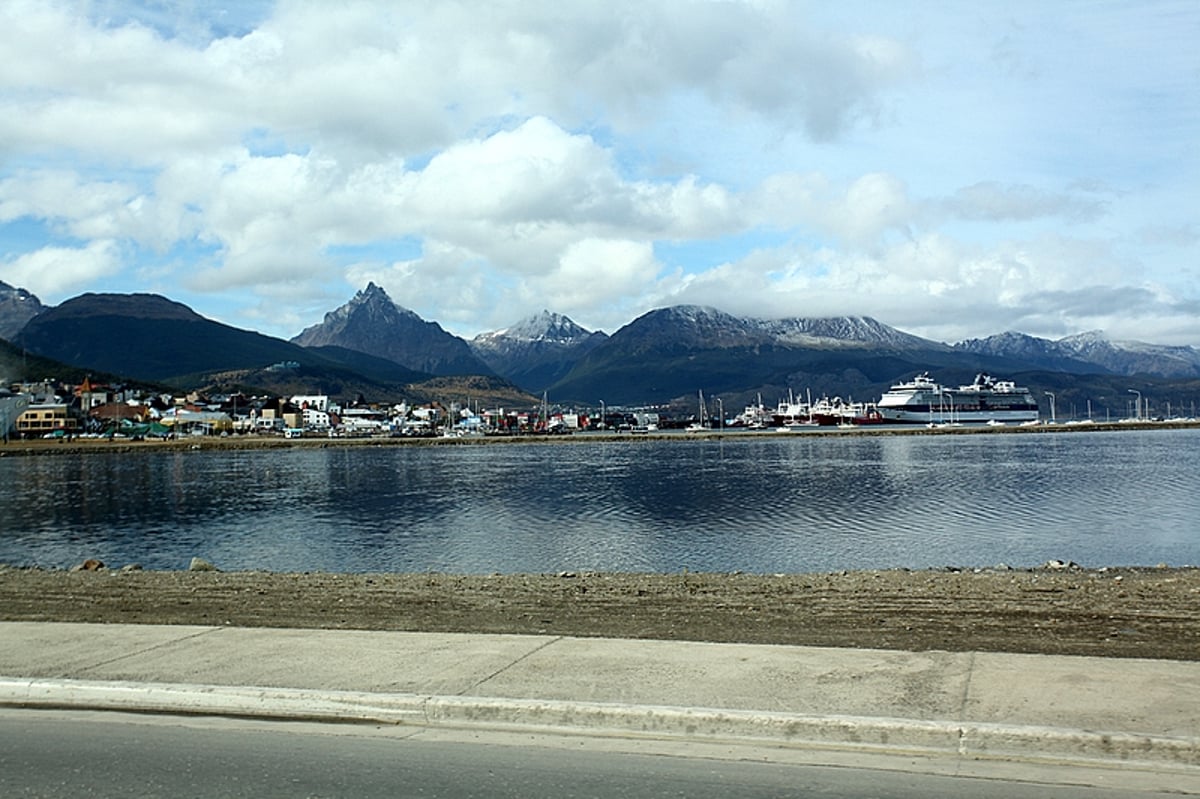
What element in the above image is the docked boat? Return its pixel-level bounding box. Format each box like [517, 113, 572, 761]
[807, 397, 885, 426]
[769, 389, 884, 428]
[770, 390, 811, 427]
[733, 395, 771, 429]
[686, 390, 711, 433]
[877, 373, 1039, 425]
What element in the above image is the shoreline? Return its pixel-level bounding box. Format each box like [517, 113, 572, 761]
[3, 564, 1197, 661]
[2, 418, 1196, 457]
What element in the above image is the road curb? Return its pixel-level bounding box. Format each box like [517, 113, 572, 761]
[2, 677, 1198, 771]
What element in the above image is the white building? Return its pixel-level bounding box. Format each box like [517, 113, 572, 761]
[302, 406, 331, 429]
[340, 407, 387, 434]
[291, 395, 329, 412]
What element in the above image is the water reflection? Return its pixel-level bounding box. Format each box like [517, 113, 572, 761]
[1, 429, 1198, 573]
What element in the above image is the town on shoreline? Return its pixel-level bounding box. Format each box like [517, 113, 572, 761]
[2, 414, 1197, 458]
[6, 367, 1196, 447]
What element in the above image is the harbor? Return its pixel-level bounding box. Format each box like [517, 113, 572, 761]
[2, 412, 1196, 458]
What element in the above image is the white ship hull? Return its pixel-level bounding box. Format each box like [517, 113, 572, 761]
[879, 407, 1039, 424]
[876, 373, 1040, 425]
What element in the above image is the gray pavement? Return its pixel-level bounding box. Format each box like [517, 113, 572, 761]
[1, 622, 1197, 789]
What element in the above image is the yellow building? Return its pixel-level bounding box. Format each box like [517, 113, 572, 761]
[15, 403, 79, 438]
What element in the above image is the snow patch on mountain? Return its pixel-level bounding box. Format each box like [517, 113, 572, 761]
[760, 315, 945, 350]
[0, 281, 48, 340]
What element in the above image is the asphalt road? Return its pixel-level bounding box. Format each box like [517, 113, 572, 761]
[0, 709, 1184, 799]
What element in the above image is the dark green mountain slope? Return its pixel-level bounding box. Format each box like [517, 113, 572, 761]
[1, 335, 122, 385]
[15, 293, 348, 383]
[12, 293, 452, 405]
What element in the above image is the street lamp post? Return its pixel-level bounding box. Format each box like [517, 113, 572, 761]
[599, 399, 605, 430]
[1044, 391, 1056, 424]
[1128, 389, 1142, 421]
[716, 398, 724, 432]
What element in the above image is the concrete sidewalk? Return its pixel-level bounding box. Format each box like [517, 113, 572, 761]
[1, 623, 1197, 782]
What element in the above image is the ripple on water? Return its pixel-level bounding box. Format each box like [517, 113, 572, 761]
[1, 429, 1199, 572]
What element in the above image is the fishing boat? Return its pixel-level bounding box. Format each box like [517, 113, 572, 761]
[809, 397, 885, 426]
[771, 388, 813, 427]
[733, 395, 771, 429]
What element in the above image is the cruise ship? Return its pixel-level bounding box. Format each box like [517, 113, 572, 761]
[876, 373, 1039, 425]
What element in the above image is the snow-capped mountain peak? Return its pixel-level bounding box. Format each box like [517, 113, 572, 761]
[469, 311, 607, 391]
[479, 310, 592, 346]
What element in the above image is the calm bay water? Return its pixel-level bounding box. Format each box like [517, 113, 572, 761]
[1, 428, 1197, 574]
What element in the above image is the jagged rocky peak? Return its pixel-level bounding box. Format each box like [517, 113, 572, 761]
[292, 283, 493, 377]
[353, 281, 393, 306]
[329, 282, 417, 322]
[293, 283, 421, 345]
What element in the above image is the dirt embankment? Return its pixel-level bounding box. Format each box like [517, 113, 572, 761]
[2, 565, 1197, 661]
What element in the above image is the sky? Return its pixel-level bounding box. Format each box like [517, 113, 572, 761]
[1, 1, 1198, 346]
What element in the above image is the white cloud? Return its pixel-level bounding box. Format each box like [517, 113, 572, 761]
[405, 118, 619, 227]
[831, 173, 916, 247]
[622, 220, 1186, 347]
[0, 1, 916, 162]
[945, 182, 1106, 223]
[0, 171, 138, 237]
[0, 1, 1194, 347]
[1, 241, 122, 301]
[544, 238, 660, 307]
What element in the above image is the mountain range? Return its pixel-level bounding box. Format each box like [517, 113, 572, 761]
[1, 288, 526, 406]
[954, 330, 1200, 379]
[3, 280, 1199, 414]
